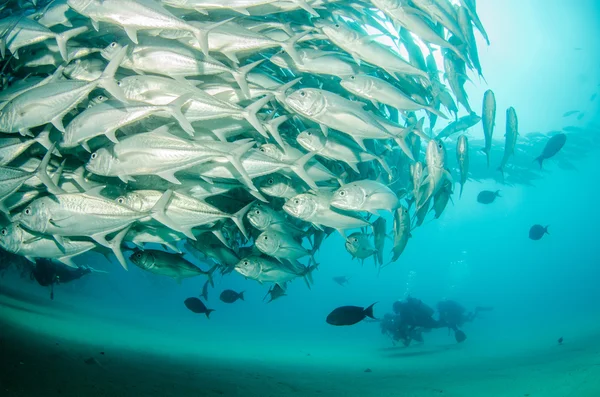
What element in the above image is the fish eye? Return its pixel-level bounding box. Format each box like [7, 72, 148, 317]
[339, 191, 346, 196]
[353, 238, 358, 242]
[294, 199, 299, 204]
[110, 42, 117, 48]
[306, 131, 312, 136]
[117, 197, 125, 204]
[300, 91, 306, 97]
[350, 75, 355, 80]
[438, 143, 443, 149]
[263, 236, 268, 240]
[24, 208, 31, 215]
[254, 210, 260, 215]
[244, 261, 249, 265]
[260, 148, 265, 152]
[117, 81, 122, 86]
[268, 178, 274, 184]
[91, 153, 97, 159]
[135, 253, 141, 259]
[98, 95, 105, 100]
[0, 229, 6, 236]
[334, 24, 340, 28]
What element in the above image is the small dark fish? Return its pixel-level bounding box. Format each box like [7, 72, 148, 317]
[477, 190, 501, 204]
[534, 133, 566, 168]
[455, 330, 467, 343]
[263, 284, 286, 303]
[219, 289, 244, 303]
[558, 337, 563, 345]
[200, 279, 210, 301]
[184, 297, 214, 318]
[577, 113, 584, 121]
[591, 93, 597, 102]
[84, 357, 99, 365]
[326, 303, 376, 326]
[562, 110, 579, 117]
[372, 217, 386, 266]
[332, 276, 350, 286]
[562, 126, 583, 133]
[364, 368, 372, 373]
[529, 225, 549, 240]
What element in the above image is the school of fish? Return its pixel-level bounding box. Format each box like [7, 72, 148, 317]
[0, 0, 574, 298]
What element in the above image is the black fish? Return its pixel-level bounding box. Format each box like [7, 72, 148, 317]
[219, 289, 244, 303]
[562, 110, 579, 117]
[558, 337, 563, 345]
[263, 284, 286, 303]
[477, 190, 501, 204]
[184, 297, 214, 318]
[332, 276, 351, 286]
[200, 279, 210, 301]
[455, 330, 467, 343]
[534, 133, 566, 168]
[326, 303, 376, 326]
[529, 224, 549, 240]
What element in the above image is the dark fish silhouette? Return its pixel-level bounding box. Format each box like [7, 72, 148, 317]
[184, 297, 214, 318]
[219, 289, 244, 303]
[534, 133, 566, 168]
[558, 337, 563, 345]
[332, 276, 351, 286]
[263, 284, 286, 303]
[326, 303, 376, 326]
[200, 279, 210, 301]
[562, 110, 579, 117]
[455, 330, 467, 343]
[477, 190, 501, 204]
[529, 225, 549, 240]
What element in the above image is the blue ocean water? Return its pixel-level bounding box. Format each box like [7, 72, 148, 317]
[1, 0, 600, 396]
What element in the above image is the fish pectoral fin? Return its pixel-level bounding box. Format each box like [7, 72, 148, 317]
[117, 174, 135, 184]
[156, 171, 181, 184]
[50, 115, 65, 133]
[49, 215, 73, 228]
[124, 27, 139, 44]
[57, 256, 78, 268]
[91, 19, 99, 31]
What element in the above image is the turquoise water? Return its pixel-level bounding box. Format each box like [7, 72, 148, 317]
[1, 0, 600, 396]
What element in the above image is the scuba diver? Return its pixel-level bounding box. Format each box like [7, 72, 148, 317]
[31, 259, 94, 300]
[380, 297, 492, 345]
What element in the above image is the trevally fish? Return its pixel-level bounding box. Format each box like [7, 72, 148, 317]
[129, 248, 217, 284]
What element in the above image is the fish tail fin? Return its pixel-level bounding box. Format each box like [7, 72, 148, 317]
[534, 156, 544, 169]
[55, 26, 88, 62]
[97, 45, 128, 102]
[205, 309, 215, 319]
[149, 190, 194, 239]
[192, 17, 233, 56]
[223, 140, 257, 192]
[495, 190, 502, 198]
[242, 95, 272, 138]
[545, 225, 550, 235]
[206, 264, 218, 288]
[277, 31, 309, 65]
[107, 224, 132, 271]
[265, 114, 289, 150]
[163, 93, 194, 136]
[364, 302, 377, 319]
[35, 126, 61, 157]
[303, 260, 319, 289]
[35, 144, 66, 195]
[272, 77, 301, 103]
[238, 291, 245, 301]
[230, 59, 264, 100]
[288, 151, 318, 190]
[229, 200, 254, 240]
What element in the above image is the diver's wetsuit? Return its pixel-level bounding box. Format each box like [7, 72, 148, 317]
[31, 259, 91, 299]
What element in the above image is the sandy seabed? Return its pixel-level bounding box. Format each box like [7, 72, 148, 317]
[1, 285, 599, 397]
